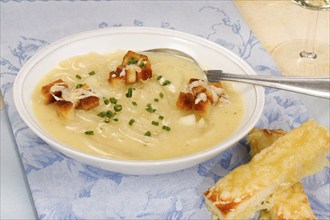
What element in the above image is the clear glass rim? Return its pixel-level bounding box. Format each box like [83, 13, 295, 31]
[292, 0, 330, 10]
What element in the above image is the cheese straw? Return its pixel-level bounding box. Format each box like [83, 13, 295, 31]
[204, 120, 329, 219]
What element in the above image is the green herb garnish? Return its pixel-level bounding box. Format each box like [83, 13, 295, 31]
[154, 98, 159, 102]
[151, 121, 159, 126]
[126, 87, 135, 98]
[76, 84, 83, 89]
[156, 75, 162, 80]
[131, 101, 137, 106]
[144, 131, 152, 136]
[76, 74, 82, 79]
[129, 119, 135, 126]
[84, 130, 94, 135]
[162, 80, 171, 86]
[138, 61, 146, 68]
[114, 104, 122, 112]
[159, 115, 164, 120]
[159, 92, 164, 99]
[98, 110, 116, 118]
[97, 111, 107, 117]
[104, 99, 110, 105]
[145, 103, 156, 113]
[162, 125, 171, 131]
[127, 57, 138, 65]
[109, 97, 118, 104]
[88, 71, 96, 76]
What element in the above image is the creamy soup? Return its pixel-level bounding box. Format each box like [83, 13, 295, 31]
[32, 51, 244, 160]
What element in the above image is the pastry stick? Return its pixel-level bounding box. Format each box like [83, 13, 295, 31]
[204, 121, 329, 219]
[248, 128, 316, 220]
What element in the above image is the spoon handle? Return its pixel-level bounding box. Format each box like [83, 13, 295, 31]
[206, 70, 330, 99]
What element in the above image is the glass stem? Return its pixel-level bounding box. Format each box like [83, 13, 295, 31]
[300, 9, 320, 59]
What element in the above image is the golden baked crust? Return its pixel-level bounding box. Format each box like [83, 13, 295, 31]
[54, 100, 73, 117]
[204, 121, 329, 219]
[108, 51, 152, 84]
[41, 79, 68, 104]
[247, 128, 286, 157]
[41, 79, 100, 117]
[176, 78, 224, 117]
[248, 128, 316, 220]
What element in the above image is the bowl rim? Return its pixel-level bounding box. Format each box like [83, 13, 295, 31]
[13, 26, 265, 174]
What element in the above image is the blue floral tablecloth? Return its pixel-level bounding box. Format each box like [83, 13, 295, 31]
[1, 0, 329, 219]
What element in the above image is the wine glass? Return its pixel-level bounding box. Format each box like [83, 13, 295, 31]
[271, 0, 330, 76]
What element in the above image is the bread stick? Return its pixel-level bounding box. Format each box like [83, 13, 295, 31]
[204, 121, 329, 219]
[248, 128, 316, 220]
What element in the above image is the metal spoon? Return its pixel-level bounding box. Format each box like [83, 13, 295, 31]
[143, 48, 330, 99]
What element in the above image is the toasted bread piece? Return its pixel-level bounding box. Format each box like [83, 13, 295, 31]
[204, 121, 329, 219]
[41, 79, 68, 104]
[54, 100, 73, 117]
[108, 51, 152, 84]
[75, 96, 100, 110]
[176, 79, 225, 117]
[194, 99, 212, 117]
[247, 128, 316, 220]
[176, 92, 195, 111]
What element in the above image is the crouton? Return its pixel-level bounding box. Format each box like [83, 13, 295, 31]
[176, 78, 225, 117]
[54, 100, 73, 117]
[194, 99, 212, 117]
[176, 92, 195, 111]
[108, 51, 152, 84]
[75, 96, 100, 110]
[41, 79, 68, 104]
[125, 67, 137, 84]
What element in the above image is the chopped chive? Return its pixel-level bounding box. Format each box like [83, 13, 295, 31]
[104, 119, 110, 123]
[128, 57, 138, 65]
[129, 119, 135, 126]
[76, 74, 82, 79]
[154, 98, 159, 102]
[76, 84, 83, 89]
[144, 131, 151, 136]
[138, 62, 146, 68]
[114, 104, 122, 112]
[145, 103, 156, 113]
[97, 111, 107, 117]
[84, 130, 94, 135]
[104, 99, 110, 105]
[159, 115, 164, 120]
[109, 97, 118, 104]
[151, 121, 159, 126]
[156, 75, 162, 80]
[126, 87, 135, 98]
[162, 80, 171, 86]
[162, 125, 171, 131]
[131, 101, 137, 106]
[106, 110, 116, 119]
[98, 110, 116, 119]
[113, 118, 119, 122]
[159, 92, 164, 99]
[88, 71, 96, 76]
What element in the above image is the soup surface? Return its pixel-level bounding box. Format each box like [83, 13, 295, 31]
[32, 51, 244, 160]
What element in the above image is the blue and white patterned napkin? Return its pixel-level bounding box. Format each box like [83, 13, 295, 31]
[1, 0, 328, 219]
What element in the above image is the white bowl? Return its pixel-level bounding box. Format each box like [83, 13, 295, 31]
[14, 27, 265, 175]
